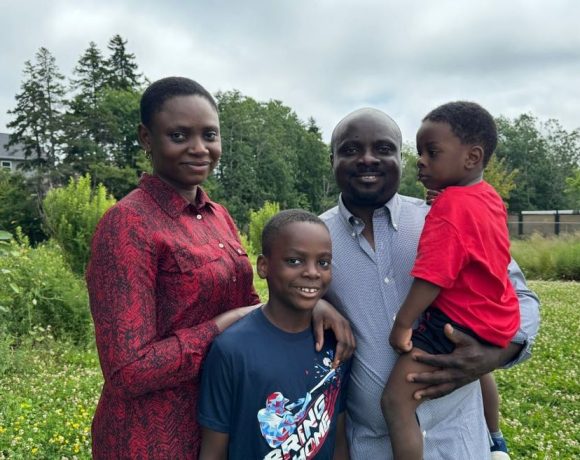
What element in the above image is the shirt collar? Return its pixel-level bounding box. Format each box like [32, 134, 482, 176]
[337, 193, 401, 232]
[138, 173, 215, 219]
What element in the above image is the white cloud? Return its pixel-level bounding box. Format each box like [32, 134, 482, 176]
[1, 0, 579, 143]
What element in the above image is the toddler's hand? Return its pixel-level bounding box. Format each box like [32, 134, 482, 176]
[389, 324, 413, 354]
[425, 189, 442, 205]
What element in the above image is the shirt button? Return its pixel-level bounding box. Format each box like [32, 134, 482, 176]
[351, 232, 356, 237]
[384, 277, 390, 284]
[218, 243, 224, 248]
[237, 248, 243, 254]
[393, 224, 398, 229]
[196, 214, 202, 220]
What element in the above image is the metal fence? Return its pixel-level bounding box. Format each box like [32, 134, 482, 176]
[508, 210, 580, 237]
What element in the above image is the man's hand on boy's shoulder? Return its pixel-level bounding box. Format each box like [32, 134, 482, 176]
[312, 299, 356, 368]
[407, 323, 522, 400]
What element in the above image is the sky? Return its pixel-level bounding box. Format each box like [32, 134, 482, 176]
[1, 0, 580, 144]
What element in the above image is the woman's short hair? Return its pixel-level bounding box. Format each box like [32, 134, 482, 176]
[140, 76, 217, 129]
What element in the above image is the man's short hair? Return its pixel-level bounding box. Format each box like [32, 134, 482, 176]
[140, 76, 217, 129]
[423, 101, 497, 166]
[261, 209, 328, 256]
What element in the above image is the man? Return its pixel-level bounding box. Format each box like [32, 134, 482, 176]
[320, 108, 540, 459]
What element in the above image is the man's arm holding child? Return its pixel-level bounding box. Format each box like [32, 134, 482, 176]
[409, 259, 540, 400]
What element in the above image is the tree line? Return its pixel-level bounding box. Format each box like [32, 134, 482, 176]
[3, 36, 580, 244]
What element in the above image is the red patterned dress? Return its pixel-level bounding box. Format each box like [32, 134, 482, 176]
[86, 174, 260, 459]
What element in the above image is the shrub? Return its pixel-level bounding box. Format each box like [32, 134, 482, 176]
[511, 232, 580, 280]
[0, 233, 91, 345]
[43, 174, 116, 274]
[248, 201, 280, 255]
[0, 169, 46, 244]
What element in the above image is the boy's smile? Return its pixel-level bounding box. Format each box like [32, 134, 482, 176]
[258, 221, 332, 333]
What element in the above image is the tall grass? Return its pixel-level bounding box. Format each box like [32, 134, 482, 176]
[511, 232, 580, 281]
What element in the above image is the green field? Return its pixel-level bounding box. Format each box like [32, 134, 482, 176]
[0, 281, 578, 459]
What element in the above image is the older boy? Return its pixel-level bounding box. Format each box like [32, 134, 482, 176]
[199, 210, 350, 460]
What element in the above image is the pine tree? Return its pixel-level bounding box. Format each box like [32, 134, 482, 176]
[6, 47, 66, 170]
[106, 34, 142, 90]
[64, 42, 110, 167]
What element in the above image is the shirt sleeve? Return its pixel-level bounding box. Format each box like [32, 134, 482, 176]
[198, 341, 234, 433]
[86, 205, 220, 399]
[503, 258, 541, 367]
[411, 216, 468, 288]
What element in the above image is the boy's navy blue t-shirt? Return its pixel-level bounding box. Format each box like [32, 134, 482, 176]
[199, 308, 350, 460]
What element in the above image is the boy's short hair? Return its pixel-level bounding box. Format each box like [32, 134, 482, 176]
[423, 101, 497, 166]
[140, 76, 217, 129]
[261, 209, 328, 256]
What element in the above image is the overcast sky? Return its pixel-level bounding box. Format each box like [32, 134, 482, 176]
[1, 0, 579, 144]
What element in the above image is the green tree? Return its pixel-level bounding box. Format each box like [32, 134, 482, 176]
[398, 143, 424, 199]
[6, 47, 66, 170]
[106, 34, 142, 90]
[213, 90, 262, 226]
[63, 42, 110, 169]
[97, 87, 142, 168]
[248, 201, 280, 254]
[42, 174, 116, 274]
[564, 169, 580, 209]
[483, 156, 518, 204]
[496, 114, 579, 211]
[214, 91, 332, 227]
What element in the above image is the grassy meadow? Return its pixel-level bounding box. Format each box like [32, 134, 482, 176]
[0, 280, 578, 459]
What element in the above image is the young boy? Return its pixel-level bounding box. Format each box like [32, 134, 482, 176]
[380, 101, 520, 460]
[199, 209, 350, 460]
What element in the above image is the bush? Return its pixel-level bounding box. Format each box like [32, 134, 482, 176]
[0, 169, 46, 244]
[0, 233, 91, 345]
[43, 174, 116, 274]
[511, 232, 580, 280]
[248, 201, 280, 255]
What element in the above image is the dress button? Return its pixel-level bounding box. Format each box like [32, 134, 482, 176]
[237, 248, 243, 254]
[196, 214, 202, 220]
[218, 243, 224, 248]
[232, 276, 237, 282]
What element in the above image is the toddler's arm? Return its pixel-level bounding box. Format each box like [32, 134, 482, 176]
[390, 278, 441, 353]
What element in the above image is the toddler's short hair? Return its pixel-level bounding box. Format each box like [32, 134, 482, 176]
[423, 101, 497, 166]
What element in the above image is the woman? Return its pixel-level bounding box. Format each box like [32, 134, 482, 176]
[87, 77, 353, 459]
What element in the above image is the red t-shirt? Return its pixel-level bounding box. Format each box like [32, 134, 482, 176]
[411, 181, 519, 347]
[87, 174, 260, 459]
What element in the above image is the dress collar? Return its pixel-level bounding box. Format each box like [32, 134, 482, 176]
[138, 173, 215, 219]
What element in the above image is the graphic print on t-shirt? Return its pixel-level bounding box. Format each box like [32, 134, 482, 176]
[257, 350, 343, 459]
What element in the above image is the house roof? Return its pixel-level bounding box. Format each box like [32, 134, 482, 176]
[0, 133, 27, 161]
